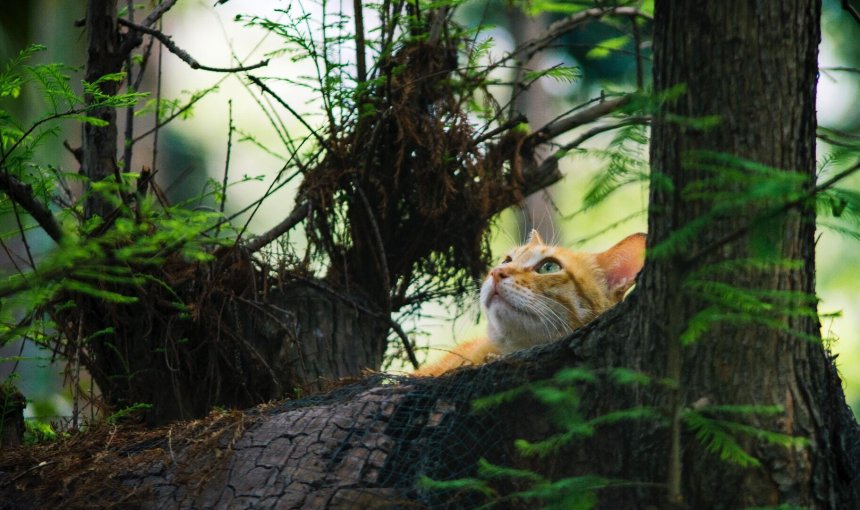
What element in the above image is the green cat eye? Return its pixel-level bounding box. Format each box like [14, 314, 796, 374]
[536, 259, 562, 274]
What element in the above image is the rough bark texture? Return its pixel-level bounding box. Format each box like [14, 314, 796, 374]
[82, 0, 122, 219]
[632, 0, 857, 507]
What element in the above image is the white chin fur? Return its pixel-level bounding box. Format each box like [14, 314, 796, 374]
[481, 278, 564, 353]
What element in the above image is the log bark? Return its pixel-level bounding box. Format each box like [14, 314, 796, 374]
[1, 299, 855, 508]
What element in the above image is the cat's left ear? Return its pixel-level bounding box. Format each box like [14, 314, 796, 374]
[596, 233, 646, 302]
[526, 229, 544, 245]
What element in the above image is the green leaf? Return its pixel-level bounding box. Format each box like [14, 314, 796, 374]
[586, 35, 630, 60]
[523, 65, 581, 84]
[72, 115, 109, 127]
[417, 475, 495, 498]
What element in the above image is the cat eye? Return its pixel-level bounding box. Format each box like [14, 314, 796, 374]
[501, 255, 512, 264]
[536, 259, 562, 274]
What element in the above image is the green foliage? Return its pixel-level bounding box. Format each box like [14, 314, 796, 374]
[586, 35, 631, 60]
[24, 420, 58, 444]
[580, 122, 649, 211]
[0, 43, 238, 375]
[433, 366, 660, 507]
[522, 65, 582, 85]
[107, 402, 153, 424]
[683, 405, 808, 468]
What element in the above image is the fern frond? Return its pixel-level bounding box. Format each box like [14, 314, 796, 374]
[683, 411, 761, 467]
[477, 458, 545, 483]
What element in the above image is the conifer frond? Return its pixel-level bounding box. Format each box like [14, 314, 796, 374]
[417, 475, 496, 498]
[477, 458, 545, 483]
[683, 409, 808, 468]
[580, 123, 649, 211]
[522, 65, 582, 84]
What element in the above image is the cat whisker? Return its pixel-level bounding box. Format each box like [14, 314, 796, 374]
[523, 295, 571, 338]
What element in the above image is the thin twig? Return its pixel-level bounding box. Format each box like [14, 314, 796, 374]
[469, 113, 527, 147]
[71, 319, 83, 430]
[9, 199, 35, 269]
[152, 18, 163, 180]
[843, 0, 860, 26]
[131, 88, 209, 145]
[528, 95, 631, 143]
[355, 184, 392, 305]
[820, 66, 860, 74]
[510, 7, 651, 65]
[140, 0, 178, 28]
[556, 116, 650, 152]
[122, 0, 136, 173]
[220, 100, 233, 215]
[132, 35, 156, 90]
[118, 18, 269, 73]
[248, 75, 332, 153]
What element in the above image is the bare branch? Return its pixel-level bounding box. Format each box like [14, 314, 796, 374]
[842, 0, 860, 27]
[556, 116, 650, 152]
[248, 75, 332, 153]
[140, 0, 179, 28]
[0, 169, 63, 243]
[528, 95, 631, 143]
[117, 19, 269, 73]
[512, 6, 651, 63]
[243, 201, 311, 254]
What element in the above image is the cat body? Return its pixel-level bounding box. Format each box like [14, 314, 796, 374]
[414, 231, 646, 376]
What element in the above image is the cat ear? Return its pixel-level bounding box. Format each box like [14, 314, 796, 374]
[595, 233, 646, 302]
[526, 229, 544, 245]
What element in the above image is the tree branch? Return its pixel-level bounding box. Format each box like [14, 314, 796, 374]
[528, 95, 631, 144]
[353, 0, 367, 84]
[509, 96, 635, 198]
[117, 18, 269, 73]
[140, 0, 178, 28]
[248, 75, 332, 153]
[512, 6, 651, 63]
[243, 201, 311, 254]
[0, 170, 63, 243]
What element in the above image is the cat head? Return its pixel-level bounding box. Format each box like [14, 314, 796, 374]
[480, 230, 646, 353]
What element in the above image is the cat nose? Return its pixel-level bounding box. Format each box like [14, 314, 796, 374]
[491, 267, 510, 283]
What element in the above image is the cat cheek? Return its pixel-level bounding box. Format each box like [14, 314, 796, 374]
[479, 278, 495, 308]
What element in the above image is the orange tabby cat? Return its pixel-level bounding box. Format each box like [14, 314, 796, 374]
[414, 230, 646, 376]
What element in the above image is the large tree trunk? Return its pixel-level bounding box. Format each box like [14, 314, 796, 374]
[640, 0, 846, 506]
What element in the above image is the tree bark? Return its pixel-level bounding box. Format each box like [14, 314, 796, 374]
[639, 1, 850, 507]
[82, 0, 122, 219]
